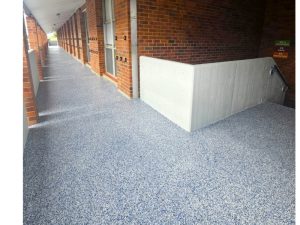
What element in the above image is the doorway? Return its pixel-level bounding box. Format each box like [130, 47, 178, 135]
[103, 0, 116, 76]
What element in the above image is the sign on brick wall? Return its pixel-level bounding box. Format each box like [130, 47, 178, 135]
[273, 40, 290, 59]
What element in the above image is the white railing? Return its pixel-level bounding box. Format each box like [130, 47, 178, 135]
[140, 56, 287, 132]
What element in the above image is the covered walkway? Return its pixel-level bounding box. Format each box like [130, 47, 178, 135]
[24, 47, 295, 224]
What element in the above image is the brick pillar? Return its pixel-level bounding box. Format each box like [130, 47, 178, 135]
[67, 21, 73, 54]
[37, 25, 46, 65]
[62, 26, 66, 50]
[70, 18, 76, 56]
[115, 0, 132, 97]
[63, 26, 66, 50]
[86, 0, 105, 75]
[64, 25, 67, 51]
[73, 14, 80, 59]
[26, 16, 44, 80]
[63, 26, 67, 50]
[77, 8, 88, 64]
[64, 26, 67, 50]
[23, 23, 39, 125]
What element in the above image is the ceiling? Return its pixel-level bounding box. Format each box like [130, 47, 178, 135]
[24, 0, 85, 34]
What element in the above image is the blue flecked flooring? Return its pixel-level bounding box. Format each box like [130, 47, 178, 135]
[24, 47, 295, 225]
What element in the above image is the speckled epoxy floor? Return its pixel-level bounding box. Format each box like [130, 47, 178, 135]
[24, 47, 295, 225]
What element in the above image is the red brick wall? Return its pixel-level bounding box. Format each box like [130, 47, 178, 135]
[259, 0, 295, 107]
[137, 0, 266, 64]
[114, 0, 132, 97]
[56, 0, 295, 101]
[23, 30, 38, 125]
[86, 0, 105, 75]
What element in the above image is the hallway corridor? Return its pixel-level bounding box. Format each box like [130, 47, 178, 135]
[24, 47, 295, 224]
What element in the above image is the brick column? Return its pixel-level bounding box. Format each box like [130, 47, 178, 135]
[76, 8, 88, 64]
[86, 0, 105, 75]
[72, 15, 80, 58]
[70, 18, 76, 57]
[37, 25, 46, 65]
[67, 21, 73, 54]
[115, 0, 133, 97]
[63, 26, 66, 50]
[26, 16, 44, 80]
[64, 24, 69, 52]
[62, 26, 66, 50]
[23, 23, 38, 125]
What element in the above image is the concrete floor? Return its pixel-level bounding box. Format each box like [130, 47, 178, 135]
[24, 47, 295, 225]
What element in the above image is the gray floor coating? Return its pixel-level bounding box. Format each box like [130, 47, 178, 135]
[24, 47, 295, 225]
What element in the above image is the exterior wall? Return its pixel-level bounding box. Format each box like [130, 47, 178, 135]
[23, 34, 39, 125]
[26, 16, 44, 80]
[114, 0, 132, 97]
[58, 0, 133, 96]
[55, 0, 294, 101]
[76, 8, 88, 64]
[70, 17, 76, 56]
[67, 21, 73, 54]
[86, 0, 105, 75]
[259, 0, 295, 107]
[37, 24, 47, 65]
[64, 24, 69, 52]
[64, 24, 68, 51]
[73, 14, 80, 59]
[137, 0, 266, 65]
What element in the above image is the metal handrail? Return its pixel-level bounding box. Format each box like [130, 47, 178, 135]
[270, 65, 289, 89]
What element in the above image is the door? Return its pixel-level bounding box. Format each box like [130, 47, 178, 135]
[103, 0, 116, 76]
[82, 11, 90, 63]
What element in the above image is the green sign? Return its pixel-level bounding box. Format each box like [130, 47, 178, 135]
[275, 40, 290, 47]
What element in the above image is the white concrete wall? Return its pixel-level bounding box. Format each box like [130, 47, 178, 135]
[140, 56, 287, 132]
[140, 57, 194, 131]
[191, 57, 286, 130]
[23, 103, 29, 147]
[28, 49, 39, 95]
